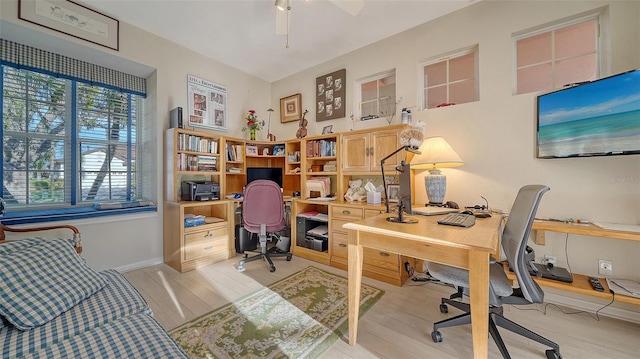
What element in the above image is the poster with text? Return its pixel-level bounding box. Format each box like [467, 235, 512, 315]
[187, 75, 227, 131]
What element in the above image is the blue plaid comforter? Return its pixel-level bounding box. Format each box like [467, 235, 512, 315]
[1, 269, 188, 359]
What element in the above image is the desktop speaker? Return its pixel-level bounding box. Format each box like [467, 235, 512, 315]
[170, 107, 183, 128]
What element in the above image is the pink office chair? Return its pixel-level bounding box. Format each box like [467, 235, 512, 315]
[237, 179, 292, 272]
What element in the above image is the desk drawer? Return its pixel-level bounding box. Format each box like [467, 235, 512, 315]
[331, 231, 398, 270]
[184, 227, 227, 261]
[331, 231, 348, 259]
[331, 218, 353, 235]
[331, 206, 364, 221]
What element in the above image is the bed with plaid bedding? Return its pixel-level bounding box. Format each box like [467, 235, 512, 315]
[0, 238, 189, 359]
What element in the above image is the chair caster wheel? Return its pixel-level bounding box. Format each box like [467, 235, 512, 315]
[431, 331, 443, 343]
[243, 254, 248, 259]
[439, 304, 448, 313]
[545, 349, 562, 359]
[286, 255, 292, 261]
[269, 266, 276, 272]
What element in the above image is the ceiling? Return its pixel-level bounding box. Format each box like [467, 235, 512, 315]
[76, 0, 476, 83]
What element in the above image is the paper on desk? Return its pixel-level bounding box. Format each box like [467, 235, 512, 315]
[606, 278, 640, 298]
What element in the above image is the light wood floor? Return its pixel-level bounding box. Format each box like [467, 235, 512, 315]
[124, 256, 640, 358]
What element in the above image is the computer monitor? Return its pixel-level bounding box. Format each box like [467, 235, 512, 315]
[246, 167, 283, 188]
[398, 161, 412, 215]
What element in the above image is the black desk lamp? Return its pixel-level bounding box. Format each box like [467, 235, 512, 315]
[380, 145, 421, 223]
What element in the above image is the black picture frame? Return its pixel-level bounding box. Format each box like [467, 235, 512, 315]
[18, 0, 119, 51]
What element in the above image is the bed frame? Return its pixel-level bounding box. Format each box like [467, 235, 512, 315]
[0, 223, 82, 253]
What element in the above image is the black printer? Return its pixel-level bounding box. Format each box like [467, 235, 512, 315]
[181, 181, 220, 201]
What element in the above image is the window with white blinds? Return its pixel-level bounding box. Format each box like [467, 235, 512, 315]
[2, 65, 143, 210]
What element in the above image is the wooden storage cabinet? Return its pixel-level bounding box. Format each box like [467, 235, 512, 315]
[164, 199, 231, 273]
[341, 124, 407, 173]
[330, 203, 410, 286]
[291, 200, 331, 265]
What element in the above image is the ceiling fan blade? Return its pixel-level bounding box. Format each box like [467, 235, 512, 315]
[329, 0, 364, 16]
[275, 7, 288, 34]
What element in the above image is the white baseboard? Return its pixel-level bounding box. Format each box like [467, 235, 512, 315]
[115, 257, 164, 273]
[544, 291, 640, 324]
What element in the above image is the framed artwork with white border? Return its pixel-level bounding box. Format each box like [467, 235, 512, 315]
[246, 145, 258, 156]
[19, 0, 119, 50]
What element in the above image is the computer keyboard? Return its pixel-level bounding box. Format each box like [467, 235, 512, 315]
[437, 213, 476, 227]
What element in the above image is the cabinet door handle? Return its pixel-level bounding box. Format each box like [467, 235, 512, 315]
[203, 246, 213, 251]
[369, 147, 374, 157]
[365, 147, 370, 156]
[342, 210, 351, 215]
[379, 252, 390, 257]
[339, 243, 347, 248]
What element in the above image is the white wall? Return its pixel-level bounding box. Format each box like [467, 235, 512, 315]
[1, 0, 271, 270]
[271, 1, 640, 309]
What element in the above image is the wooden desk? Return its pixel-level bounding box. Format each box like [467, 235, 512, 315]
[344, 214, 502, 359]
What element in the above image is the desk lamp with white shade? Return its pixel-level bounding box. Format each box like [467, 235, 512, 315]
[410, 137, 464, 205]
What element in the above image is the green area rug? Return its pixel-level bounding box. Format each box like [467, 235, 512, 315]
[169, 266, 384, 359]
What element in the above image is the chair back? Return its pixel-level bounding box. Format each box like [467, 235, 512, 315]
[501, 185, 550, 304]
[242, 180, 285, 234]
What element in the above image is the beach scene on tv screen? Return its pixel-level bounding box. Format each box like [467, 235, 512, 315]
[537, 70, 640, 158]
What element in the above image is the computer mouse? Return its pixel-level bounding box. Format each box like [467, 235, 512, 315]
[461, 210, 474, 215]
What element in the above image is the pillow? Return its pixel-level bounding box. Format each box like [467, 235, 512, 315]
[0, 237, 47, 330]
[0, 238, 108, 330]
[0, 237, 45, 256]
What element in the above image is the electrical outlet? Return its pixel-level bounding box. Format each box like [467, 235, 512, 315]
[598, 259, 613, 276]
[543, 255, 556, 266]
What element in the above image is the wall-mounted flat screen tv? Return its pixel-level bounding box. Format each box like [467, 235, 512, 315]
[536, 69, 640, 159]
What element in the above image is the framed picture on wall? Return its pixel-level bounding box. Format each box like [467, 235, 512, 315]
[187, 75, 227, 131]
[18, 0, 119, 50]
[322, 125, 333, 134]
[280, 93, 302, 123]
[316, 68, 346, 122]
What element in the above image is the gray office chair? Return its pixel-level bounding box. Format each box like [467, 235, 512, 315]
[427, 185, 561, 359]
[237, 179, 292, 272]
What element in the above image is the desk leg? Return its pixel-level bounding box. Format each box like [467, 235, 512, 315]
[347, 229, 363, 346]
[469, 250, 490, 359]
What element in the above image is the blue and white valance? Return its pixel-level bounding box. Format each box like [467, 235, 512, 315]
[0, 39, 146, 96]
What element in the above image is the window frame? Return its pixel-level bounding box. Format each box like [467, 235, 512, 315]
[419, 45, 479, 110]
[355, 69, 397, 121]
[1, 64, 154, 223]
[512, 11, 605, 95]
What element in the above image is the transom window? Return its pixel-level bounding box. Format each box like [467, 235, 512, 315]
[357, 70, 396, 121]
[514, 15, 600, 94]
[2, 65, 143, 209]
[421, 47, 478, 109]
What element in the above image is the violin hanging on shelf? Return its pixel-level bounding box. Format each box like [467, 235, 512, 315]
[296, 109, 309, 138]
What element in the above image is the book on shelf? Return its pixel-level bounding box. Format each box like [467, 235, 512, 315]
[226, 144, 244, 162]
[177, 133, 218, 154]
